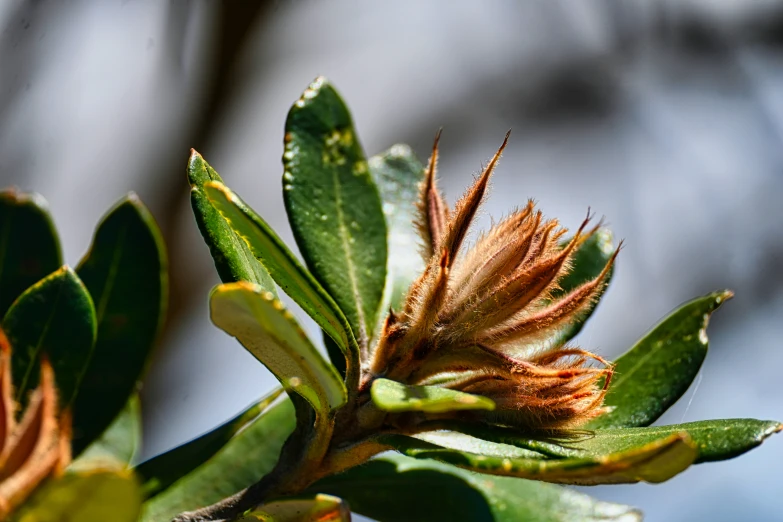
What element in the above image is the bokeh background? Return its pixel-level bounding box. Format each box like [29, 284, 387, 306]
[2, 1, 783, 520]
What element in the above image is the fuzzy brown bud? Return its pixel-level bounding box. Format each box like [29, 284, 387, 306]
[369, 133, 616, 430]
[0, 329, 72, 517]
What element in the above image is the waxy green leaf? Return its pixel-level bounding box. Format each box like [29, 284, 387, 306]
[141, 399, 296, 522]
[211, 282, 346, 413]
[0, 189, 62, 318]
[312, 454, 641, 522]
[9, 470, 142, 522]
[73, 194, 168, 455]
[371, 378, 495, 413]
[551, 227, 615, 345]
[188, 151, 276, 292]
[283, 77, 388, 348]
[588, 290, 733, 429]
[368, 145, 425, 312]
[137, 388, 284, 498]
[240, 494, 350, 522]
[382, 430, 697, 485]
[424, 418, 781, 464]
[2, 266, 97, 408]
[71, 394, 142, 471]
[203, 181, 359, 379]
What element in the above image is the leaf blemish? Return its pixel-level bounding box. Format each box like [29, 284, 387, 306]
[322, 129, 353, 166]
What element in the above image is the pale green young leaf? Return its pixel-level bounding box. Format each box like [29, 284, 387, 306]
[239, 494, 350, 522]
[382, 431, 697, 485]
[203, 182, 360, 382]
[371, 378, 494, 414]
[210, 282, 346, 413]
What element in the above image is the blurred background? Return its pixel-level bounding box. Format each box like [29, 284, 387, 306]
[2, 1, 783, 520]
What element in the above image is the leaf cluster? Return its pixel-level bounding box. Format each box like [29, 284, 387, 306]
[0, 188, 167, 520]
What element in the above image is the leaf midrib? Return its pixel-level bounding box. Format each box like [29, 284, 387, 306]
[16, 273, 64, 400]
[92, 221, 128, 325]
[330, 164, 367, 349]
[590, 422, 772, 440]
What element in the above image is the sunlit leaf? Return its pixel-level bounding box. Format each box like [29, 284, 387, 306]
[188, 151, 276, 292]
[283, 77, 388, 349]
[371, 378, 494, 413]
[382, 430, 697, 485]
[203, 181, 359, 379]
[588, 290, 733, 429]
[210, 283, 346, 414]
[240, 494, 350, 522]
[428, 418, 781, 464]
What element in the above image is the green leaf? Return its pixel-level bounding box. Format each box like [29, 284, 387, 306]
[211, 282, 346, 413]
[202, 181, 359, 377]
[0, 189, 62, 318]
[71, 394, 142, 471]
[73, 194, 168, 455]
[368, 145, 425, 312]
[312, 454, 641, 522]
[550, 227, 615, 345]
[137, 388, 284, 498]
[240, 494, 350, 522]
[2, 266, 97, 409]
[9, 470, 142, 522]
[371, 378, 495, 413]
[382, 430, 697, 485]
[433, 418, 782, 464]
[188, 150, 277, 292]
[283, 77, 388, 347]
[140, 399, 296, 522]
[588, 290, 733, 429]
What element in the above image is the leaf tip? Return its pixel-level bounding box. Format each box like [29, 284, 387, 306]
[1, 189, 51, 213]
[717, 289, 734, 303]
[294, 76, 332, 109]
